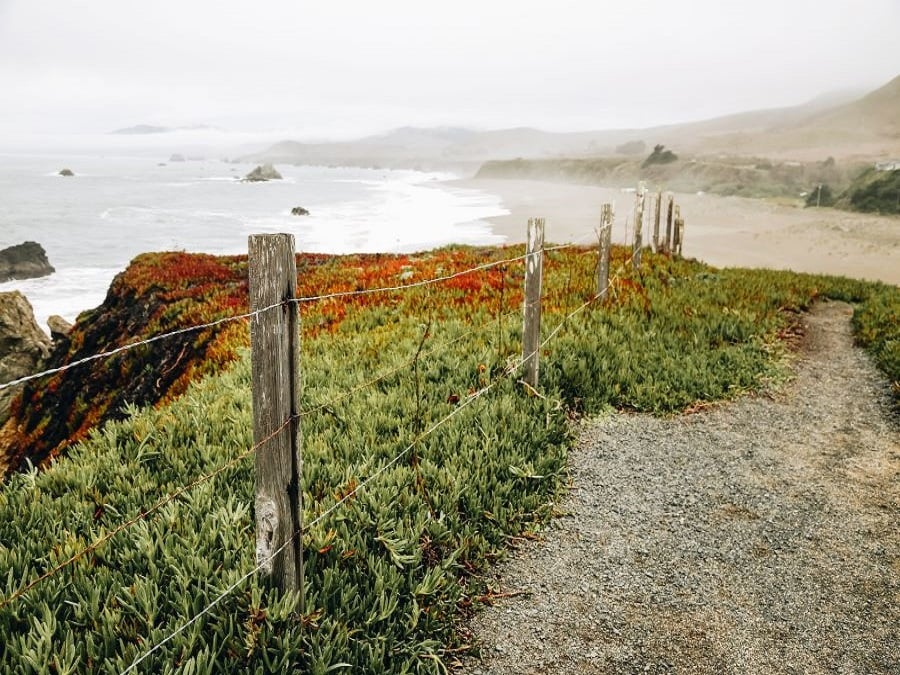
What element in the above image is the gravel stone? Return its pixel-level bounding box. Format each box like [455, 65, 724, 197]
[458, 301, 899, 674]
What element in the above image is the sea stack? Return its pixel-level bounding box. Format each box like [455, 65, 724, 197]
[0, 242, 55, 283]
[243, 164, 283, 182]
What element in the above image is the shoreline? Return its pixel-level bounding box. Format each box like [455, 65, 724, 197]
[451, 177, 900, 286]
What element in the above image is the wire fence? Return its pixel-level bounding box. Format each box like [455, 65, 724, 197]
[0, 243, 584, 394]
[0, 243, 577, 596]
[0, 192, 673, 671]
[121, 244, 640, 674]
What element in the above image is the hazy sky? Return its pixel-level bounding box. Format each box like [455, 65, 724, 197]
[1, 0, 898, 140]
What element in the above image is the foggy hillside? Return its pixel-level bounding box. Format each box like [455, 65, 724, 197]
[244, 75, 900, 168]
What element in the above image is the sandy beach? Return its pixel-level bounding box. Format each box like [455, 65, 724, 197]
[451, 178, 900, 286]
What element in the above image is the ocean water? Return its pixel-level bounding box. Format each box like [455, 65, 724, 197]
[0, 154, 508, 330]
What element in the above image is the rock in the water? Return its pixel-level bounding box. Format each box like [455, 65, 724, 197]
[291, 206, 310, 216]
[169, 153, 186, 162]
[0, 242, 55, 283]
[0, 291, 51, 427]
[59, 168, 74, 176]
[243, 164, 283, 182]
[47, 315, 73, 343]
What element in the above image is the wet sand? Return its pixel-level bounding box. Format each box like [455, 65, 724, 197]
[451, 178, 900, 285]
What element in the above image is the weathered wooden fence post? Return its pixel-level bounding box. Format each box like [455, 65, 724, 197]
[248, 233, 303, 600]
[522, 218, 545, 388]
[652, 191, 662, 252]
[632, 182, 645, 270]
[674, 212, 685, 257]
[664, 193, 675, 254]
[597, 203, 613, 299]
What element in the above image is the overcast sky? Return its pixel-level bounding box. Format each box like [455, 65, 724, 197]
[1, 0, 898, 141]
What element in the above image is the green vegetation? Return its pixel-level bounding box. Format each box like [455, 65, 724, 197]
[476, 155, 866, 201]
[641, 144, 678, 168]
[837, 167, 900, 214]
[845, 286, 900, 397]
[1, 245, 897, 673]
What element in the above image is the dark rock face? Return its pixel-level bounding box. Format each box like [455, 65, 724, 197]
[58, 168, 74, 177]
[291, 206, 310, 216]
[0, 242, 55, 282]
[169, 154, 186, 162]
[0, 291, 51, 428]
[243, 164, 283, 182]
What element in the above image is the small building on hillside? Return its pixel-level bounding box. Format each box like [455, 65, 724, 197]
[874, 160, 900, 171]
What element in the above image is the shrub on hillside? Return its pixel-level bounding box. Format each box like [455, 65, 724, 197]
[845, 168, 900, 214]
[805, 183, 835, 207]
[642, 144, 678, 168]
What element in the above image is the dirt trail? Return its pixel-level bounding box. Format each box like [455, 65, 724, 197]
[460, 301, 899, 674]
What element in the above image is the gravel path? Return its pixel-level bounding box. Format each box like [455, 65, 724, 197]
[460, 301, 899, 674]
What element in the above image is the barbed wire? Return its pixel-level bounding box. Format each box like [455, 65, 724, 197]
[0, 228, 633, 610]
[0, 288, 555, 611]
[0, 240, 601, 611]
[120, 372, 497, 674]
[299, 246, 606, 419]
[291, 243, 578, 305]
[120, 244, 642, 673]
[3, 231, 647, 675]
[0, 242, 595, 393]
[0, 301, 283, 392]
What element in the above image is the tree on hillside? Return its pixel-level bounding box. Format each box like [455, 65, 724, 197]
[642, 144, 678, 168]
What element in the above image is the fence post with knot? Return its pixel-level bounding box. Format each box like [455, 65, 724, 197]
[522, 217, 545, 389]
[248, 233, 304, 602]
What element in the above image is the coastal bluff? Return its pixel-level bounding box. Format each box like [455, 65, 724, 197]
[0, 241, 55, 282]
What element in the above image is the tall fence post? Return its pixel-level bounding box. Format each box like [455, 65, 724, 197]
[597, 203, 613, 299]
[248, 233, 303, 600]
[664, 193, 675, 254]
[652, 191, 662, 253]
[632, 182, 645, 270]
[522, 217, 545, 388]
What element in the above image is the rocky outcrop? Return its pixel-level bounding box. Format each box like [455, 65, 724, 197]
[0, 292, 51, 428]
[291, 206, 310, 216]
[2, 251, 252, 478]
[0, 242, 55, 282]
[47, 315, 73, 343]
[169, 153, 186, 162]
[59, 168, 74, 177]
[243, 164, 283, 182]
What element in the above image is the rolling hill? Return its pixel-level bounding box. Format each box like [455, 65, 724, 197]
[243, 75, 900, 167]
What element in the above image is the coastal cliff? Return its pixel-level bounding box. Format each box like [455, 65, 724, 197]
[0, 252, 251, 476]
